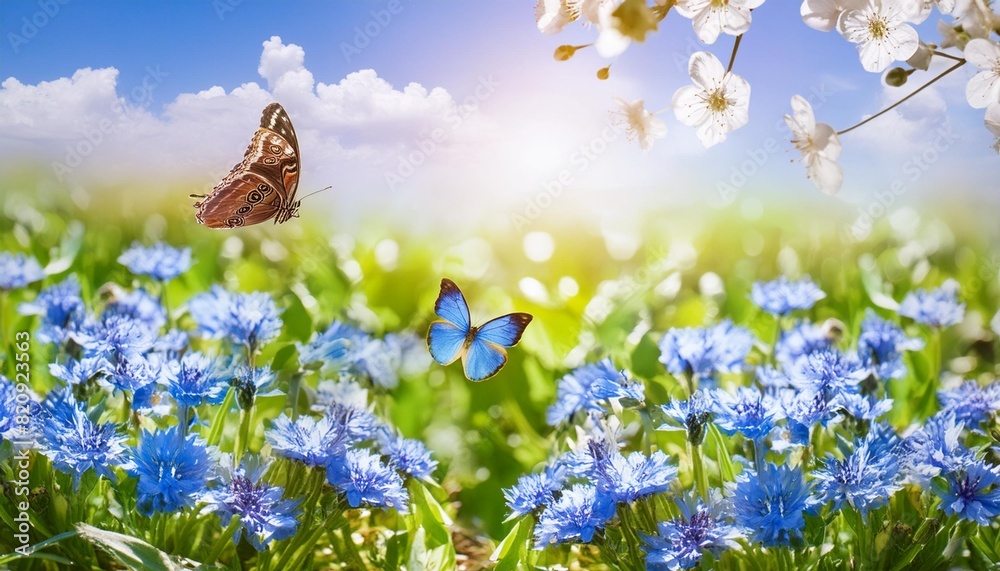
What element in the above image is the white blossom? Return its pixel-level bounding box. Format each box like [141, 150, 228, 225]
[613, 97, 667, 150]
[964, 38, 1000, 109]
[675, 0, 765, 44]
[837, 0, 920, 73]
[672, 51, 751, 148]
[536, 0, 579, 34]
[784, 95, 843, 194]
[801, 0, 866, 32]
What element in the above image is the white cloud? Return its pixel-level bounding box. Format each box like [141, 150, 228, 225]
[0, 36, 494, 220]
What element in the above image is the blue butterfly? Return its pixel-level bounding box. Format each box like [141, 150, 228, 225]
[426, 278, 533, 381]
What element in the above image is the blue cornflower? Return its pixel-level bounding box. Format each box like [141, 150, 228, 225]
[326, 448, 409, 512]
[898, 279, 965, 327]
[857, 310, 924, 380]
[152, 329, 189, 357]
[231, 364, 279, 410]
[266, 409, 357, 468]
[660, 390, 714, 445]
[791, 349, 868, 401]
[936, 459, 1000, 525]
[900, 412, 975, 486]
[378, 432, 438, 480]
[0, 252, 45, 290]
[938, 381, 1000, 428]
[118, 242, 192, 281]
[813, 427, 902, 518]
[49, 357, 107, 386]
[589, 441, 676, 503]
[643, 492, 743, 570]
[297, 321, 360, 368]
[658, 320, 755, 382]
[40, 393, 127, 489]
[103, 288, 167, 332]
[200, 456, 300, 551]
[712, 386, 784, 442]
[750, 276, 825, 315]
[106, 354, 159, 394]
[18, 275, 85, 345]
[534, 484, 615, 547]
[775, 321, 832, 369]
[165, 352, 230, 408]
[503, 466, 565, 519]
[126, 426, 214, 515]
[547, 359, 643, 426]
[188, 286, 283, 351]
[79, 314, 155, 363]
[839, 393, 893, 421]
[384, 332, 433, 377]
[756, 366, 792, 392]
[732, 462, 817, 547]
[777, 390, 841, 448]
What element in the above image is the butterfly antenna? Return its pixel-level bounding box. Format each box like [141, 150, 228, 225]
[297, 186, 332, 202]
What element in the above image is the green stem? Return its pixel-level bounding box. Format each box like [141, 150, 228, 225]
[617, 506, 645, 570]
[207, 515, 242, 564]
[235, 405, 254, 463]
[915, 328, 942, 419]
[207, 387, 236, 447]
[838, 59, 965, 136]
[288, 371, 303, 420]
[690, 442, 709, 500]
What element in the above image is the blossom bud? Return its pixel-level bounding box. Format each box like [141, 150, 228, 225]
[885, 67, 909, 87]
[597, 66, 611, 80]
[554, 45, 578, 61]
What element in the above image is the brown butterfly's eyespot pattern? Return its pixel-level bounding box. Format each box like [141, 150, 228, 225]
[226, 216, 245, 228]
[236, 204, 252, 215]
[264, 157, 277, 164]
[247, 189, 264, 204]
[270, 144, 282, 154]
[256, 183, 273, 196]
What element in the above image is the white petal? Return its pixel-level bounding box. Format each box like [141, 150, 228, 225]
[789, 94, 817, 135]
[964, 38, 1000, 69]
[813, 123, 842, 159]
[688, 51, 726, 90]
[836, 8, 872, 43]
[807, 155, 844, 194]
[885, 23, 920, 62]
[672, 85, 710, 127]
[721, 4, 754, 36]
[966, 70, 1000, 109]
[692, 8, 724, 43]
[985, 103, 1000, 137]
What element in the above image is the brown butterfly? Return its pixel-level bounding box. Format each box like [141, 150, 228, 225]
[191, 103, 302, 228]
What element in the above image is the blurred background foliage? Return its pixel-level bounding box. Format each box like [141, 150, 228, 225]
[2, 172, 998, 541]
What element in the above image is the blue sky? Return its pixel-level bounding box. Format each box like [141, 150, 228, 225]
[1, 1, 996, 234]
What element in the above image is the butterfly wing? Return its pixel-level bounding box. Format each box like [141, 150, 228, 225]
[194, 104, 301, 228]
[475, 313, 533, 347]
[427, 321, 468, 365]
[460, 313, 532, 381]
[426, 279, 473, 365]
[462, 337, 508, 381]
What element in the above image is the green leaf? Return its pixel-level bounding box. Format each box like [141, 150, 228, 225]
[75, 523, 191, 571]
[281, 289, 313, 342]
[490, 516, 532, 571]
[707, 423, 736, 483]
[0, 530, 78, 565]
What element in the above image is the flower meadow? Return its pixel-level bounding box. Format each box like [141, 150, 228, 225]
[1, 195, 1000, 571]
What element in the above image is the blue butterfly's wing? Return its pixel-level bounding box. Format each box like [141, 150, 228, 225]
[476, 313, 533, 347]
[427, 321, 468, 365]
[433, 278, 471, 332]
[462, 337, 508, 381]
[462, 313, 533, 381]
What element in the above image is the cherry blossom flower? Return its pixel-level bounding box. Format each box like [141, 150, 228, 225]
[536, 0, 579, 35]
[801, 0, 865, 32]
[986, 103, 1000, 154]
[595, 0, 631, 57]
[837, 0, 919, 73]
[613, 97, 667, 150]
[675, 0, 765, 44]
[784, 96, 842, 194]
[964, 38, 1000, 109]
[672, 51, 751, 148]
